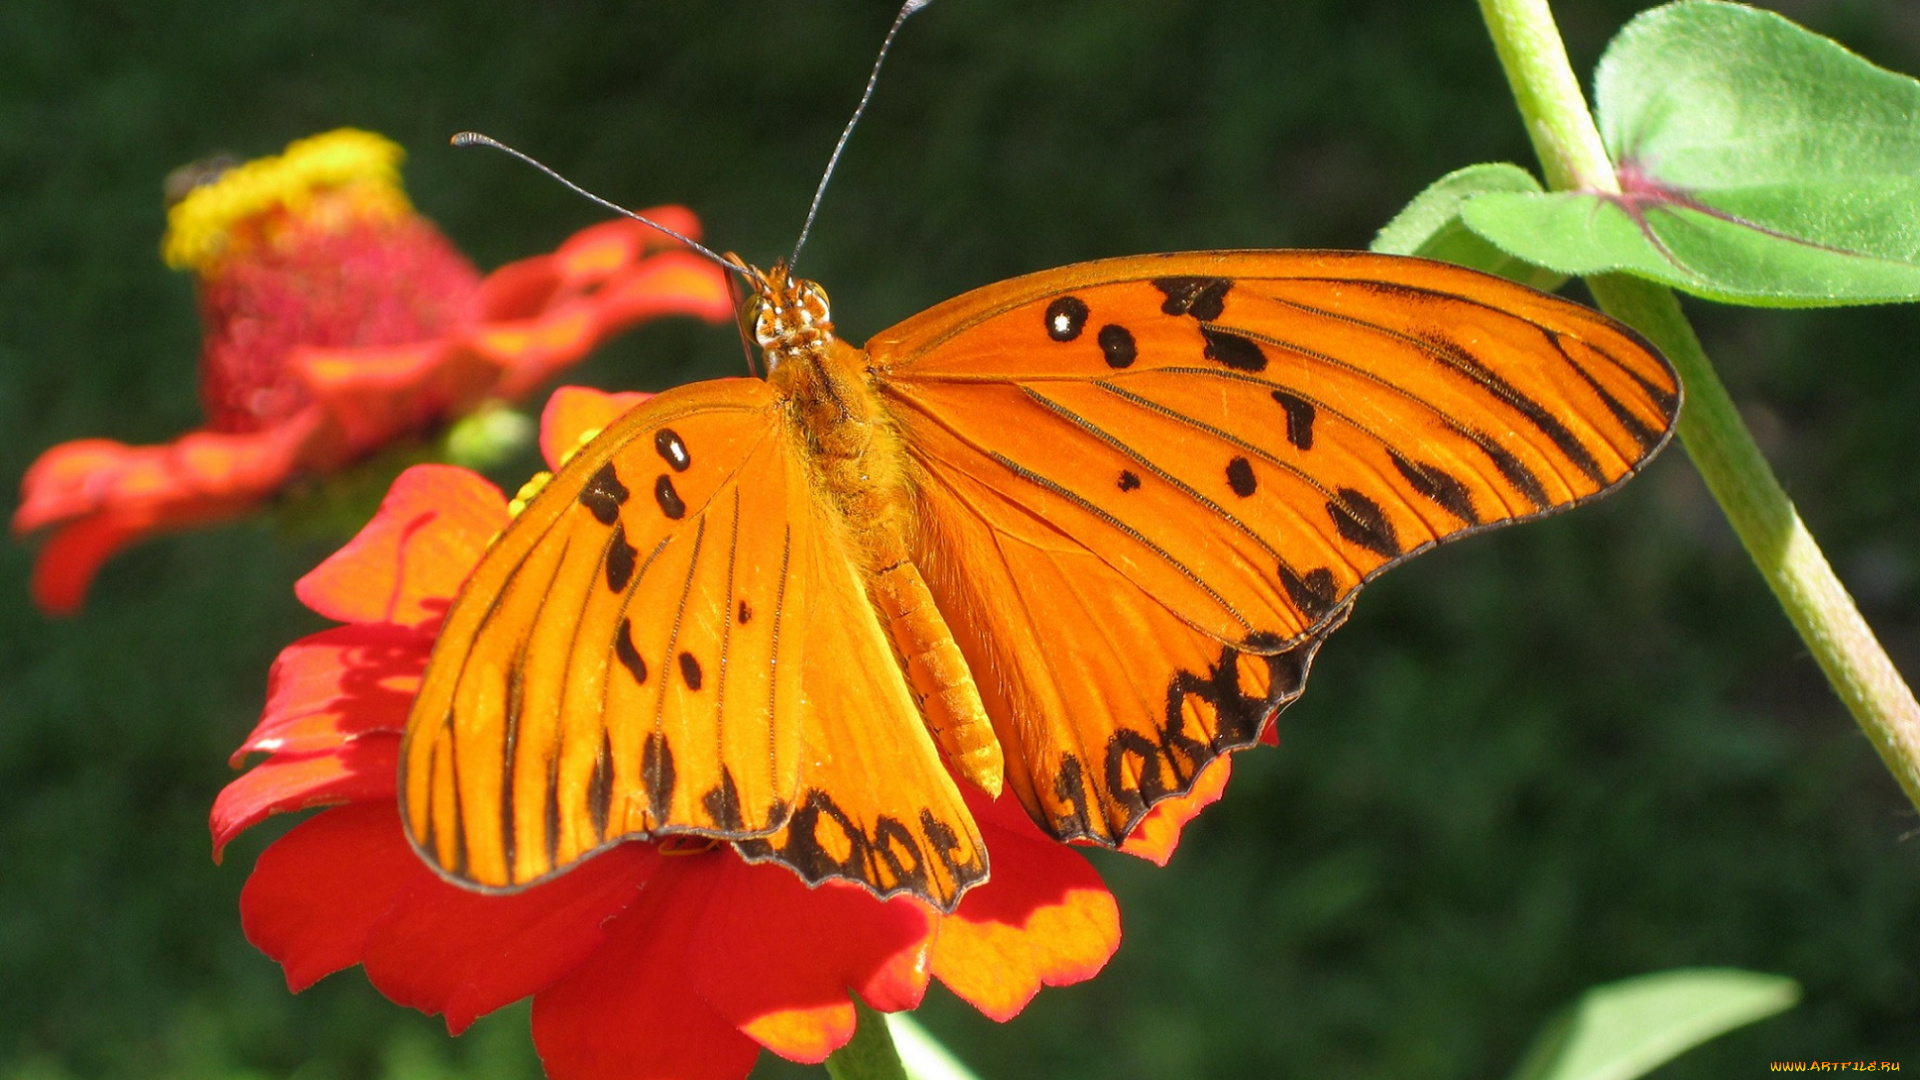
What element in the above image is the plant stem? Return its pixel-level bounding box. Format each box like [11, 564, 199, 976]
[825, 1001, 911, 1080]
[1476, 0, 1920, 813]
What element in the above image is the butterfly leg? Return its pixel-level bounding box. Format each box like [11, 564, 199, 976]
[872, 557, 1005, 799]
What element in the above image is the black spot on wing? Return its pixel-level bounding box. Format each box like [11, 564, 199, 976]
[1226, 456, 1257, 498]
[1153, 276, 1231, 321]
[615, 617, 648, 684]
[1090, 616, 1346, 848]
[1279, 564, 1339, 621]
[1481, 441, 1551, 511]
[1200, 326, 1268, 372]
[1549, 333, 1666, 454]
[1052, 753, 1094, 839]
[1118, 470, 1141, 492]
[1097, 324, 1137, 368]
[1045, 296, 1089, 342]
[654, 428, 691, 471]
[605, 523, 637, 592]
[919, 808, 971, 886]
[1327, 487, 1402, 559]
[678, 651, 703, 690]
[1271, 390, 1316, 450]
[1426, 335, 1607, 486]
[654, 475, 686, 520]
[641, 731, 675, 823]
[1389, 451, 1481, 526]
[869, 816, 931, 896]
[737, 599, 753, 625]
[741, 789, 864, 882]
[579, 463, 629, 525]
[702, 768, 745, 831]
[588, 732, 614, 839]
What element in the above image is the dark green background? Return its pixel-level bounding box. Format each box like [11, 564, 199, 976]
[4, 1, 1918, 1076]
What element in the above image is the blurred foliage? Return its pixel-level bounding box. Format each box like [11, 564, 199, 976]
[3, 0, 1919, 1077]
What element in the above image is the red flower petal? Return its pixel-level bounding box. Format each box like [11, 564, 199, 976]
[1117, 755, 1232, 866]
[575, 252, 733, 343]
[929, 792, 1120, 1021]
[295, 465, 505, 628]
[289, 341, 498, 459]
[233, 624, 429, 764]
[538, 386, 653, 471]
[15, 419, 319, 614]
[363, 843, 657, 1035]
[548, 220, 652, 286]
[532, 860, 762, 1080]
[26, 514, 152, 617]
[689, 858, 931, 1062]
[240, 803, 431, 992]
[211, 734, 399, 859]
[14, 420, 315, 534]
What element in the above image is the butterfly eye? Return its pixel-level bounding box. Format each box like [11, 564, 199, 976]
[752, 303, 781, 349]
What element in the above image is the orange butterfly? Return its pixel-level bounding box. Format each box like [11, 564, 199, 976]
[400, 246, 1679, 911]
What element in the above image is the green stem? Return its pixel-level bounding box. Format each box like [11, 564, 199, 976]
[825, 1001, 911, 1080]
[1476, 0, 1920, 812]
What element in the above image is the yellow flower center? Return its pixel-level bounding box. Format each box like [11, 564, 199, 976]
[162, 128, 412, 273]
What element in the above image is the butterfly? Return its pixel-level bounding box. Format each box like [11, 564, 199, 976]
[399, 248, 1678, 911]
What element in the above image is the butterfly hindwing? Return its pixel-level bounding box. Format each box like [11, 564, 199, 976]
[403, 379, 813, 890]
[733, 491, 988, 908]
[870, 250, 1678, 843]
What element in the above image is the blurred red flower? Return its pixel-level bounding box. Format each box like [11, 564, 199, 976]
[210, 386, 1134, 1079]
[14, 129, 732, 615]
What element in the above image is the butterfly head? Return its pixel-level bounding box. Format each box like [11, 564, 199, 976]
[732, 257, 835, 373]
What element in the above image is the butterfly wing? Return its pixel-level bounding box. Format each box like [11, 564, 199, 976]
[869, 250, 1678, 844]
[403, 379, 808, 888]
[401, 377, 986, 908]
[732, 518, 988, 908]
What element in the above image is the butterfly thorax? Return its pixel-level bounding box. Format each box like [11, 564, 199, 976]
[751, 262, 914, 572]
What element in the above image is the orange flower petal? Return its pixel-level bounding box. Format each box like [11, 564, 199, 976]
[210, 735, 399, 861]
[294, 465, 505, 628]
[538, 386, 653, 471]
[532, 860, 762, 1080]
[1117, 755, 1233, 866]
[689, 860, 931, 1062]
[234, 624, 429, 765]
[930, 792, 1120, 1021]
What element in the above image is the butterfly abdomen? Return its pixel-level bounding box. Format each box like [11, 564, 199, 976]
[770, 326, 1005, 797]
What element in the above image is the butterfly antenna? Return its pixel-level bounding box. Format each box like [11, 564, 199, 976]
[450, 131, 747, 279]
[788, 0, 933, 272]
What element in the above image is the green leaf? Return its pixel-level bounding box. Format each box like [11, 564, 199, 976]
[1372, 163, 1569, 292]
[1507, 969, 1801, 1080]
[1461, 0, 1920, 306]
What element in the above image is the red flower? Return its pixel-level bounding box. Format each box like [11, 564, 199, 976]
[14, 129, 732, 616]
[212, 386, 1138, 1079]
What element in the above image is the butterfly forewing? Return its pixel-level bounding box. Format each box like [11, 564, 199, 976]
[874, 251, 1677, 645]
[869, 250, 1678, 844]
[403, 379, 812, 890]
